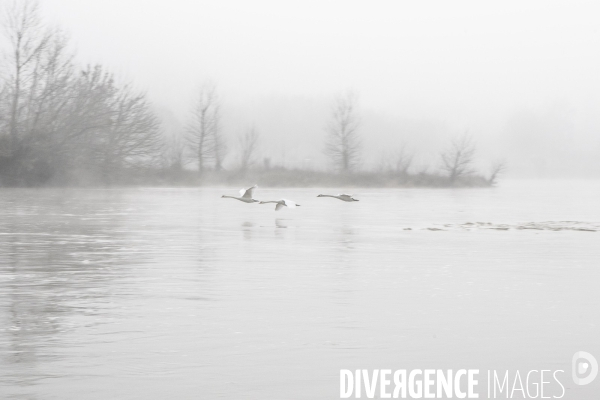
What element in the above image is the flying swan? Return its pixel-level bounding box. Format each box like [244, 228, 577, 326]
[317, 194, 359, 202]
[221, 185, 259, 203]
[259, 199, 301, 211]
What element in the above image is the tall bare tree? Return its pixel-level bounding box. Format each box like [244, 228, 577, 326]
[212, 111, 227, 171]
[238, 126, 259, 171]
[324, 91, 361, 172]
[0, 0, 78, 183]
[162, 130, 185, 171]
[186, 82, 219, 176]
[440, 134, 477, 183]
[394, 143, 414, 175]
[23, 32, 76, 165]
[2, 0, 51, 153]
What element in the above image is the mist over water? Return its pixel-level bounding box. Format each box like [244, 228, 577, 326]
[1, 181, 598, 399]
[2, 1, 599, 181]
[1, 1, 599, 398]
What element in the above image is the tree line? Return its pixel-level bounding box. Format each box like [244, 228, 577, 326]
[0, 0, 504, 187]
[0, 0, 162, 185]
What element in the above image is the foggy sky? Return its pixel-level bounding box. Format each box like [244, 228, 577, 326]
[32, 1, 600, 176]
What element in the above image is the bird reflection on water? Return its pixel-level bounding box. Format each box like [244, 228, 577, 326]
[241, 221, 255, 240]
[275, 218, 288, 229]
[338, 225, 355, 249]
[1, 185, 599, 399]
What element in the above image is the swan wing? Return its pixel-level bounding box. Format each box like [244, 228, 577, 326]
[240, 185, 257, 198]
[275, 203, 284, 211]
[339, 193, 352, 197]
[282, 199, 296, 208]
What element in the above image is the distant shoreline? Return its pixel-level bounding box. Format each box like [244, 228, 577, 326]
[0, 167, 496, 188]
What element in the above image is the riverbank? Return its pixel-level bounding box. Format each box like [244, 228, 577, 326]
[114, 167, 494, 188]
[0, 166, 495, 188]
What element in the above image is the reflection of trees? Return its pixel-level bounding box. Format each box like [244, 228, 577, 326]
[0, 189, 153, 390]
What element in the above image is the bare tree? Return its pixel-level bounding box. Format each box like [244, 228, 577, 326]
[57, 65, 117, 151]
[440, 134, 477, 183]
[98, 83, 162, 180]
[377, 145, 414, 174]
[212, 110, 227, 171]
[324, 91, 361, 172]
[238, 126, 259, 171]
[162, 130, 185, 171]
[23, 32, 77, 164]
[376, 150, 392, 172]
[0, 1, 79, 183]
[2, 0, 52, 153]
[394, 143, 414, 175]
[186, 82, 219, 176]
[0, 1, 163, 185]
[488, 159, 507, 185]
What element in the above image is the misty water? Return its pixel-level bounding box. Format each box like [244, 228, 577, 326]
[0, 181, 598, 399]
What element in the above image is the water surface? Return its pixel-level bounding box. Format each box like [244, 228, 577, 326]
[0, 181, 599, 399]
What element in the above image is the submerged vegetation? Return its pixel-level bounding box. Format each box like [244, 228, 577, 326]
[0, 0, 504, 188]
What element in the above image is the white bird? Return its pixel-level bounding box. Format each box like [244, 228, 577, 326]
[317, 193, 359, 202]
[259, 199, 301, 211]
[221, 185, 259, 203]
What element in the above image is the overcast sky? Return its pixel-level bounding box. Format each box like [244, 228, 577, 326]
[33, 0, 600, 175]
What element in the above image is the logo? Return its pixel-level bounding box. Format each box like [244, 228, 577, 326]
[572, 351, 598, 385]
[338, 353, 597, 398]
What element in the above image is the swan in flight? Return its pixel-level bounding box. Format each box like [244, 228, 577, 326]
[221, 185, 259, 203]
[317, 194, 359, 202]
[259, 199, 301, 211]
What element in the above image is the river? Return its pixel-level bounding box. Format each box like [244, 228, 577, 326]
[0, 180, 598, 399]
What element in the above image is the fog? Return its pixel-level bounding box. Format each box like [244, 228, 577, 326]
[2, 0, 599, 182]
[2, 3, 599, 398]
